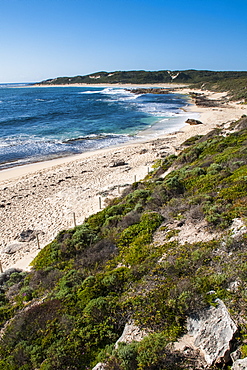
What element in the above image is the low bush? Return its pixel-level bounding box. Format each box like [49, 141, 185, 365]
[1, 122, 247, 369]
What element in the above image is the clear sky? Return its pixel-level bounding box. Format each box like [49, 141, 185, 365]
[0, 0, 247, 83]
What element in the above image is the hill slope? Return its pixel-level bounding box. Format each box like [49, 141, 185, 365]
[0, 117, 247, 369]
[36, 69, 247, 86]
[36, 69, 247, 102]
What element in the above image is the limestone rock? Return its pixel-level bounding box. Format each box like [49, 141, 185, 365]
[110, 160, 128, 167]
[115, 320, 148, 348]
[186, 118, 203, 125]
[92, 322, 148, 370]
[17, 229, 37, 242]
[91, 363, 107, 370]
[16, 229, 44, 242]
[232, 358, 247, 370]
[139, 149, 148, 154]
[228, 281, 241, 293]
[187, 299, 238, 366]
[230, 218, 247, 239]
[2, 243, 23, 254]
[126, 88, 170, 95]
[231, 349, 241, 362]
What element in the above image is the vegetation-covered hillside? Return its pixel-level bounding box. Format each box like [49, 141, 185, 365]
[0, 117, 247, 369]
[193, 75, 247, 102]
[36, 69, 247, 102]
[36, 70, 247, 86]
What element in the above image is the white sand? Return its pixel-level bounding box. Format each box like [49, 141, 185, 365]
[1, 86, 247, 272]
[33, 83, 187, 88]
[176, 87, 247, 125]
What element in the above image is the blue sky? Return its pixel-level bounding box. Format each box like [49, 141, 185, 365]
[0, 0, 247, 82]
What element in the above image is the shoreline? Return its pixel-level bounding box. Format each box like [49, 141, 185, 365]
[31, 82, 188, 88]
[0, 83, 190, 173]
[1, 86, 247, 272]
[0, 111, 197, 181]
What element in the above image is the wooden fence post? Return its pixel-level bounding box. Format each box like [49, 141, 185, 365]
[73, 212, 76, 227]
[36, 234, 40, 250]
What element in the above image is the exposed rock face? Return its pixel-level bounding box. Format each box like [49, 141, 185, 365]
[186, 118, 203, 125]
[231, 349, 242, 362]
[230, 218, 247, 238]
[189, 92, 223, 107]
[126, 88, 171, 95]
[92, 321, 148, 369]
[115, 320, 148, 348]
[232, 358, 247, 369]
[91, 363, 107, 370]
[187, 299, 238, 366]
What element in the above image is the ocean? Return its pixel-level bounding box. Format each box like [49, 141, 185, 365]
[0, 85, 191, 170]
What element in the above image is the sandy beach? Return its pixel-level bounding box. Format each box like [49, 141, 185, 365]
[1, 86, 247, 272]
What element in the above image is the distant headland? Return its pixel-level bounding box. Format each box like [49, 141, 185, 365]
[35, 69, 247, 102]
[36, 69, 247, 85]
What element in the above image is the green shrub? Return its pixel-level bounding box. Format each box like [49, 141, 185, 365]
[118, 212, 163, 249]
[1, 123, 247, 369]
[19, 286, 34, 302]
[55, 269, 84, 299]
[207, 163, 222, 175]
[116, 342, 138, 370]
[182, 135, 203, 146]
[165, 175, 184, 195]
[136, 332, 168, 369]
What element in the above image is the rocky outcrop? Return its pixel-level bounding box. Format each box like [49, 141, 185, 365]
[92, 363, 107, 370]
[186, 118, 203, 125]
[127, 88, 171, 95]
[2, 243, 23, 254]
[189, 92, 223, 107]
[92, 321, 148, 369]
[94, 300, 238, 369]
[232, 358, 247, 369]
[230, 218, 247, 238]
[110, 160, 128, 167]
[16, 229, 41, 242]
[115, 320, 148, 348]
[231, 357, 247, 370]
[187, 299, 238, 366]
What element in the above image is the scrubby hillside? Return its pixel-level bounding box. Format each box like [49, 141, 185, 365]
[36, 70, 247, 88]
[0, 117, 247, 369]
[192, 76, 247, 102]
[36, 69, 247, 102]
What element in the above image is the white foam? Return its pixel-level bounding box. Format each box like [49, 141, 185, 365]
[79, 90, 101, 94]
[100, 87, 134, 98]
[136, 102, 180, 117]
[0, 141, 9, 148]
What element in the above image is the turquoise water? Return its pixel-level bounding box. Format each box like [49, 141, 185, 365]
[0, 85, 189, 169]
